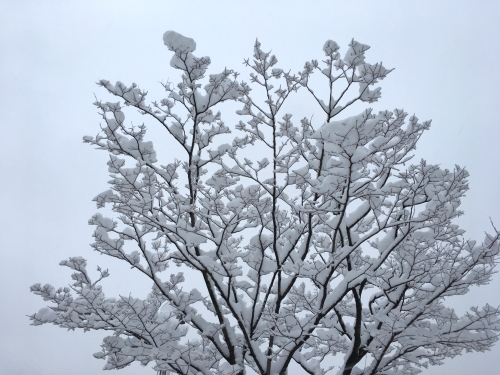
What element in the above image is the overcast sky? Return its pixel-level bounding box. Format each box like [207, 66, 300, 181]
[2, 1, 500, 374]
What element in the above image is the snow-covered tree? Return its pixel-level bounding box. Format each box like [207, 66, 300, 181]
[30, 31, 500, 375]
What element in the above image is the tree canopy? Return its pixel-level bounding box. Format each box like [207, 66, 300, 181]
[31, 30, 500, 375]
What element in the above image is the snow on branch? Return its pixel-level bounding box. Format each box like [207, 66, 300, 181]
[31, 31, 500, 375]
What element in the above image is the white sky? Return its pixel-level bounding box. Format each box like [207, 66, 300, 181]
[1, 1, 500, 374]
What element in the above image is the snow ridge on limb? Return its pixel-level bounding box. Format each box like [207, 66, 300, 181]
[31, 31, 500, 375]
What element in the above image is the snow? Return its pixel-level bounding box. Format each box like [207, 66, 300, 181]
[163, 30, 196, 53]
[35, 307, 57, 322]
[30, 28, 500, 375]
[323, 39, 340, 56]
[343, 39, 370, 67]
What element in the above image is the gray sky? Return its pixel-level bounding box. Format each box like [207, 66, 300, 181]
[2, 1, 500, 374]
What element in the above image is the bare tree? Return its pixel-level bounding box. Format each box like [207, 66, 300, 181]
[30, 31, 500, 375]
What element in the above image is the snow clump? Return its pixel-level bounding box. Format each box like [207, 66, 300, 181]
[163, 30, 196, 53]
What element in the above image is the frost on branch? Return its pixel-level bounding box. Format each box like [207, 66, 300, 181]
[31, 31, 500, 375]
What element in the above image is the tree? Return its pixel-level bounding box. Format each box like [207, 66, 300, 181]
[30, 30, 500, 375]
